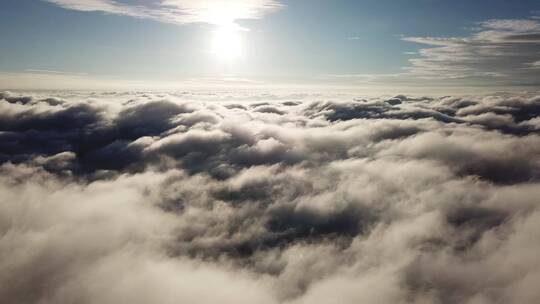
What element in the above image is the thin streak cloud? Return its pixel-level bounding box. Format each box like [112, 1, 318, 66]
[403, 17, 540, 85]
[43, 0, 283, 26]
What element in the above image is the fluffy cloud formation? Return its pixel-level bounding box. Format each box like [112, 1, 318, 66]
[43, 0, 283, 26]
[1, 90, 540, 303]
[403, 17, 540, 85]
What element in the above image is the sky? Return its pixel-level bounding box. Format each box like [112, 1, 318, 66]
[0, 0, 539, 90]
[2, 2, 540, 303]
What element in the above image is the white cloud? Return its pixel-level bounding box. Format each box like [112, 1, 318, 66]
[479, 19, 540, 32]
[529, 60, 540, 69]
[1, 90, 540, 303]
[402, 17, 540, 85]
[43, 0, 283, 26]
[323, 17, 540, 88]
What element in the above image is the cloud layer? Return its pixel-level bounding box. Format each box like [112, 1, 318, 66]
[1, 90, 540, 303]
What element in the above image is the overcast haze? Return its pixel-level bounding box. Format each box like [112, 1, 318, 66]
[1, 1, 540, 304]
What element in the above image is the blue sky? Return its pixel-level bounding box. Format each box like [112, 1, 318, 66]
[1, 0, 539, 90]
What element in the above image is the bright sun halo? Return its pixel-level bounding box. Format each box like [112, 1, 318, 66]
[211, 25, 243, 61]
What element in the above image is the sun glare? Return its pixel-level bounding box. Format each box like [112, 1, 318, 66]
[211, 25, 244, 61]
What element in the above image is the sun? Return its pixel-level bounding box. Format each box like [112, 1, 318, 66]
[211, 25, 244, 61]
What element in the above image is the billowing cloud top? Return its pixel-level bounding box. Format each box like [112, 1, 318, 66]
[43, 0, 283, 25]
[1, 90, 540, 303]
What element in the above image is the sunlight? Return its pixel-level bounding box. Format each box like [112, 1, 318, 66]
[211, 24, 244, 61]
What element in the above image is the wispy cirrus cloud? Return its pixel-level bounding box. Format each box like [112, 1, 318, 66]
[24, 69, 88, 76]
[529, 60, 540, 69]
[42, 0, 283, 26]
[327, 16, 540, 88]
[402, 17, 540, 85]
